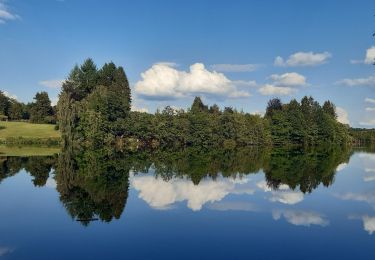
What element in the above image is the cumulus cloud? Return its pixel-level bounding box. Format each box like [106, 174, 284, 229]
[353, 47, 375, 65]
[272, 209, 329, 227]
[39, 79, 64, 89]
[349, 215, 375, 235]
[134, 62, 251, 100]
[257, 180, 304, 205]
[365, 98, 375, 104]
[365, 107, 375, 112]
[0, 1, 19, 24]
[258, 72, 307, 96]
[336, 107, 350, 125]
[270, 72, 306, 86]
[211, 64, 260, 72]
[131, 174, 254, 211]
[336, 75, 375, 87]
[274, 51, 331, 67]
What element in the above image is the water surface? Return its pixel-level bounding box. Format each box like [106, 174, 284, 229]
[0, 147, 374, 259]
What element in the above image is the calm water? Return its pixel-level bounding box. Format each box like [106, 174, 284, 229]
[0, 147, 374, 259]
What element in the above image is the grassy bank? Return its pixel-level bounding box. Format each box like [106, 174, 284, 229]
[0, 145, 60, 156]
[0, 121, 61, 145]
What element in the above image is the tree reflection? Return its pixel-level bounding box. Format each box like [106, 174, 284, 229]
[0, 144, 354, 224]
[0, 156, 56, 185]
[55, 147, 131, 226]
[263, 145, 351, 193]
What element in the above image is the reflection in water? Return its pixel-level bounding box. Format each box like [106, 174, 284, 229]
[0, 145, 357, 226]
[131, 174, 255, 211]
[55, 148, 131, 226]
[272, 209, 329, 227]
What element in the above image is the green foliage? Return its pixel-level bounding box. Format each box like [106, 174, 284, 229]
[266, 96, 351, 146]
[57, 59, 132, 147]
[30, 92, 54, 124]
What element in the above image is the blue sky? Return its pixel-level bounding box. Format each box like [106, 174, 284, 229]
[0, 0, 374, 127]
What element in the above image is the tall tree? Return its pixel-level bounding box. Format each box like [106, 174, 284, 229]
[30, 92, 53, 123]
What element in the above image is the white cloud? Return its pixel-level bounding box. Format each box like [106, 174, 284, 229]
[258, 84, 295, 96]
[270, 72, 306, 87]
[336, 75, 375, 87]
[131, 174, 255, 211]
[211, 64, 260, 72]
[250, 110, 265, 117]
[134, 62, 251, 100]
[272, 209, 329, 227]
[50, 96, 58, 106]
[358, 153, 375, 161]
[0, 1, 19, 24]
[258, 72, 306, 96]
[364, 46, 375, 65]
[45, 176, 57, 188]
[207, 201, 258, 212]
[337, 191, 375, 209]
[39, 79, 64, 89]
[362, 216, 375, 234]
[366, 107, 375, 112]
[359, 119, 375, 127]
[132, 106, 149, 113]
[336, 163, 348, 172]
[336, 107, 350, 125]
[365, 98, 375, 104]
[257, 180, 304, 205]
[274, 51, 331, 67]
[349, 215, 375, 235]
[3, 90, 17, 100]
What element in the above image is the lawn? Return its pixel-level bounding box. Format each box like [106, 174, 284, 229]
[0, 121, 60, 140]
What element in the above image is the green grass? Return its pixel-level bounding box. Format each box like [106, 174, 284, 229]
[0, 145, 60, 156]
[0, 121, 60, 139]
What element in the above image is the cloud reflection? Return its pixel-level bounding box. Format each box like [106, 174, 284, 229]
[257, 181, 304, 205]
[272, 209, 329, 227]
[131, 174, 254, 211]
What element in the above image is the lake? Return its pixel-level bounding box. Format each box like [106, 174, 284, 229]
[0, 146, 374, 259]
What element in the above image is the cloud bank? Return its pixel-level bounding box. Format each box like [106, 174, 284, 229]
[135, 62, 251, 100]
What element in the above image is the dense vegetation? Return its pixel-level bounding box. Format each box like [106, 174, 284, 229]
[0, 90, 55, 124]
[57, 59, 131, 147]
[265, 97, 351, 146]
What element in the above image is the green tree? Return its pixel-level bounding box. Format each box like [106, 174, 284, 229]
[30, 92, 53, 123]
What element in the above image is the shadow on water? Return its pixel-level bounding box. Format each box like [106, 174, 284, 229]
[0, 144, 355, 225]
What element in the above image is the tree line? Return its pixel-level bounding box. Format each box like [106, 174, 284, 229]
[56, 59, 353, 148]
[0, 90, 55, 124]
